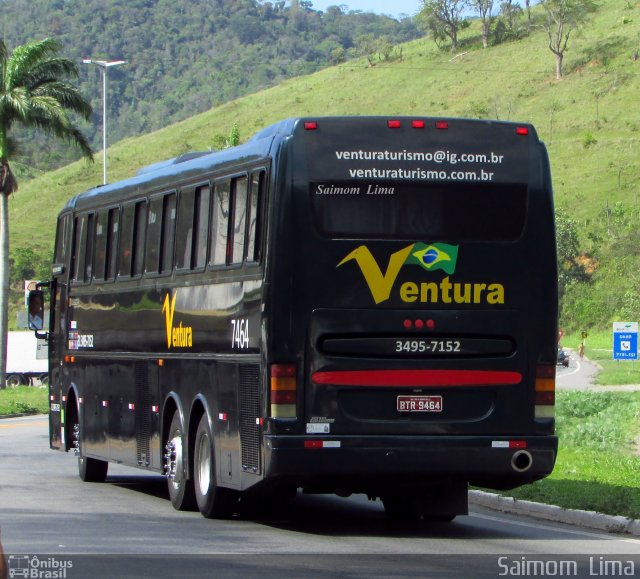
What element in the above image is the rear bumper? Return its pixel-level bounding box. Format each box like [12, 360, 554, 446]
[263, 434, 557, 492]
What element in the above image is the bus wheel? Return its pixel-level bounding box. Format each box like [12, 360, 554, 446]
[193, 414, 238, 518]
[165, 410, 195, 511]
[382, 495, 421, 522]
[75, 421, 108, 482]
[424, 515, 457, 523]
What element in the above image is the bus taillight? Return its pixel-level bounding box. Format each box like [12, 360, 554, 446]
[534, 364, 555, 418]
[270, 364, 297, 418]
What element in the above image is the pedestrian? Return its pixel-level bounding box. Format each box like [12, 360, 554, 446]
[578, 341, 585, 360]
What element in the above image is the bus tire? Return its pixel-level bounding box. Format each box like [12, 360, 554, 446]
[165, 410, 195, 511]
[424, 515, 457, 523]
[382, 495, 421, 522]
[78, 454, 109, 482]
[193, 413, 238, 519]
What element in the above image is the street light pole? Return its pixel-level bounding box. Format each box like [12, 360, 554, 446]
[82, 59, 127, 185]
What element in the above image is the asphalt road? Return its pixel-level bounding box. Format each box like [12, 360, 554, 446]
[1, 416, 640, 578]
[556, 352, 601, 389]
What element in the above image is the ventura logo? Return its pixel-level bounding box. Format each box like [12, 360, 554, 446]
[162, 291, 193, 348]
[338, 243, 504, 306]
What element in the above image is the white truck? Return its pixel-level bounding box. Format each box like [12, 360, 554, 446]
[6, 331, 49, 386]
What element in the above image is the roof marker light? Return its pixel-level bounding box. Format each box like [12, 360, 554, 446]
[304, 121, 318, 130]
[412, 120, 426, 129]
[435, 121, 449, 130]
[516, 127, 529, 135]
[388, 120, 401, 129]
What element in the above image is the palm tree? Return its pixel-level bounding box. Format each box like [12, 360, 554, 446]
[0, 38, 93, 388]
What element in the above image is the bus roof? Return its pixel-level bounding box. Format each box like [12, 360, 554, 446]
[62, 116, 539, 213]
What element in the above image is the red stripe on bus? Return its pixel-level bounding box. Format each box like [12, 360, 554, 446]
[311, 370, 522, 387]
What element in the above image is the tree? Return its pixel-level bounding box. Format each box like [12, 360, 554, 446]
[418, 0, 469, 52]
[0, 38, 93, 388]
[540, 0, 598, 79]
[471, 0, 494, 49]
[555, 208, 590, 301]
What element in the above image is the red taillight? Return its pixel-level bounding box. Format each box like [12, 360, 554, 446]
[388, 120, 401, 129]
[435, 121, 449, 130]
[535, 364, 556, 418]
[271, 390, 296, 405]
[270, 364, 297, 418]
[516, 126, 529, 135]
[304, 121, 318, 130]
[412, 120, 426, 129]
[535, 391, 555, 405]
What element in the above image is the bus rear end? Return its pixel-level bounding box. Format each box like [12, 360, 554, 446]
[264, 117, 557, 519]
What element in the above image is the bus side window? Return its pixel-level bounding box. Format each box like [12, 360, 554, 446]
[160, 193, 176, 274]
[94, 211, 108, 281]
[84, 213, 95, 282]
[231, 176, 248, 265]
[176, 189, 195, 271]
[132, 201, 147, 277]
[106, 208, 120, 280]
[54, 214, 71, 267]
[247, 170, 265, 263]
[145, 197, 163, 275]
[194, 185, 210, 269]
[71, 214, 88, 283]
[210, 180, 230, 267]
[118, 204, 135, 277]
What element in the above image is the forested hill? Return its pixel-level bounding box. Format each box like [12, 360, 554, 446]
[0, 0, 419, 172]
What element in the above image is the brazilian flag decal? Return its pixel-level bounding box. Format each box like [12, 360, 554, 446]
[407, 243, 459, 275]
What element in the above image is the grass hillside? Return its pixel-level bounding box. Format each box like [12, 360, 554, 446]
[7, 0, 640, 328]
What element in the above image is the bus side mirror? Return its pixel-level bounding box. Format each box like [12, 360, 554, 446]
[28, 289, 45, 331]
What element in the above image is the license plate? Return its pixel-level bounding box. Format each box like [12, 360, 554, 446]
[397, 395, 443, 413]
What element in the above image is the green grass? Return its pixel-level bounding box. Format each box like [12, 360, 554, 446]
[562, 330, 640, 385]
[0, 386, 49, 416]
[502, 391, 640, 519]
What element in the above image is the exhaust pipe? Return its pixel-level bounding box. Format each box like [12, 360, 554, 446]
[511, 450, 533, 473]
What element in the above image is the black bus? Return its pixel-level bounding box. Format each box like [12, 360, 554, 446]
[31, 116, 558, 520]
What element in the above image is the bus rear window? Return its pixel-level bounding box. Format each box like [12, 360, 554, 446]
[311, 181, 527, 241]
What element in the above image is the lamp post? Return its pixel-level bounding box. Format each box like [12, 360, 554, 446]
[82, 59, 127, 185]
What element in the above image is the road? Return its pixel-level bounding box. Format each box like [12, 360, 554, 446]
[556, 351, 600, 389]
[1, 416, 639, 578]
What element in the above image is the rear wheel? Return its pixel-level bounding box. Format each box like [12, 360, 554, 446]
[193, 414, 238, 518]
[382, 495, 421, 521]
[78, 453, 109, 482]
[165, 410, 195, 510]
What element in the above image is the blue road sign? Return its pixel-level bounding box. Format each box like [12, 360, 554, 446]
[612, 322, 638, 360]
